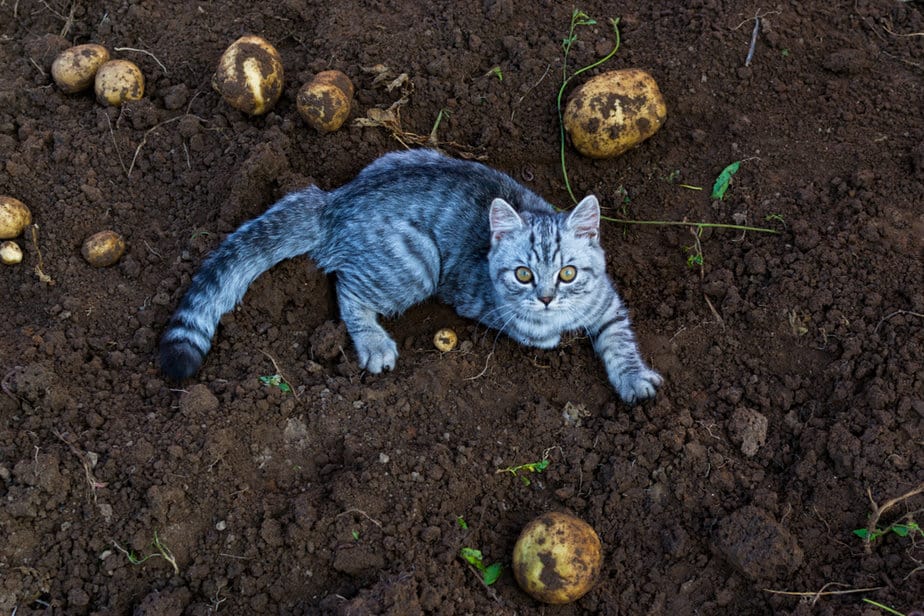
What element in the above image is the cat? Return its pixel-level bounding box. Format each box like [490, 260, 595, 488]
[159, 148, 662, 403]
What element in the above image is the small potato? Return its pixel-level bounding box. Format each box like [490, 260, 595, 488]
[563, 68, 667, 159]
[212, 35, 284, 115]
[94, 59, 145, 107]
[433, 328, 458, 352]
[513, 511, 603, 604]
[297, 70, 354, 132]
[81, 230, 126, 267]
[0, 241, 23, 265]
[0, 196, 32, 239]
[51, 43, 110, 93]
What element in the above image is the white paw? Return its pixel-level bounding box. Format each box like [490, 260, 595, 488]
[616, 368, 663, 404]
[355, 335, 399, 374]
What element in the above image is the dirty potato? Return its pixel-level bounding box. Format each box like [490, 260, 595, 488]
[0, 196, 31, 239]
[563, 68, 667, 159]
[81, 230, 126, 267]
[433, 328, 458, 352]
[212, 35, 284, 115]
[0, 241, 23, 265]
[51, 43, 110, 93]
[512, 511, 603, 604]
[94, 59, 145, 106]
[297, 70, 354, 132]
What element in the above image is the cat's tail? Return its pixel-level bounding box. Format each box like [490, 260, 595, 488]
[159, 186, 327, 380]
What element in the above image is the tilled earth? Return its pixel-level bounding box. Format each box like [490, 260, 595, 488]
[1, 1, 922, 614]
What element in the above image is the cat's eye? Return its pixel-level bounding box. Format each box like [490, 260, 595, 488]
[514, 267, 533, 283]
[559, 266, 577, 282]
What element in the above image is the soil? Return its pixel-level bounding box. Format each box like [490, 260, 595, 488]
[1, 1, 922, 614]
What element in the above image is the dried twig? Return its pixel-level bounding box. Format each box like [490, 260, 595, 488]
[874, 309, 924, 333]
[763, 583, 885, 604]
[745, 16, 761, 66]
[30, 224, 54, 285]
[53, 430, 108, 503]
[114, 46, 168, 74]
[337, 508, 383, 529]
[862, 483, 924, 554]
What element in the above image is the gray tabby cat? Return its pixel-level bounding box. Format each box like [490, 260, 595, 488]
[160, 149, 662, 403]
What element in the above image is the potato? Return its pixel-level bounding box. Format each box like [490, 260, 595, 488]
[51, 44, 110, 93]
[212, 35, 284, 115]
[512, 511, 603, 604]
[0, 196, 31, 239]
[297, 70, 354, 132]
[433, 328, 458, 352]
[94, 59, 145, 107]
[81, 230, 126, 267]
[0, 241, 22, 265]
[563, 68, 667, 159]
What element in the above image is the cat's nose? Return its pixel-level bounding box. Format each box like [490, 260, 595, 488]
[538, 295, 554, 306]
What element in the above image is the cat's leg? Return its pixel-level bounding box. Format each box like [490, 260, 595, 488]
[589, 291, 662, 403]
[336, 285, 399, 373]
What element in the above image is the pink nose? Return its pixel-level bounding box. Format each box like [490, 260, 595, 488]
[538, 296, 553, 306]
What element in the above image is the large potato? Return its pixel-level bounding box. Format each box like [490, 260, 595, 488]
[512, 511, 603, 604]
[51, 44, 110, 93]
[81, 230, 126, 267]
[0, 196, 31, 239]
[563, 68, 667, 159]
[297, 70, 354, 132]
[94, 59, 145, 106]
[212, 35, 284, 115]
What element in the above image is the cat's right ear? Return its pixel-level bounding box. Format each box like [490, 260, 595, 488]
[489, 198, 524, 243]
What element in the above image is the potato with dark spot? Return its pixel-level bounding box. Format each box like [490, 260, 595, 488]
[94, 60, 145, 107]
[563, 68, 667, 159]
[512, 511, 603, 604]
[297, 70, 354, 132]
[212, 35, 284, 115]
[51, 44, 110, 93]
[82, 230, 126, 267]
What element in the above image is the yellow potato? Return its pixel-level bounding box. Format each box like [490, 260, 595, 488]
[51, 44, 110, 93]
[94, 60, 145, 107]
[81, 230, 126, 267]
[512, 511, 603, 604]
[433, 328, 458, 352]
[212, 35, 284, 115]
[563, 68, 667, 159]
[297, 70, 354, 132]
[0, 241, 22, 265]
[0, 195, 31, 239]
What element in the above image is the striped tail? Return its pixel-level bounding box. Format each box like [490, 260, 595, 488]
[159, 186, 327, 380]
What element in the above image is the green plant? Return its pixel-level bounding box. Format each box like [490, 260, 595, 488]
[259, 374, 291, 393]
[456, 516, 469, 530]
[557, 9, 622, 203]
[113, 530, 180, 575]
[486, 66, 503, 81]
[862, 598, 908, 616]
[351, 529, 361, 541]
[460, 547, 503, 585]
[852, 521, 922, 543]
[711, 161, 741, 200]
[496, 458, 550, 486]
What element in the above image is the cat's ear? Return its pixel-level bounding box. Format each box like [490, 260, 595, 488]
[489, 198, 524, 243]
[567, 195, 600, 240]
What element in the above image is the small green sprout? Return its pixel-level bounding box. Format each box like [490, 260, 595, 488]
[711, 161, 741, 200]
[486, 66, 503, 81]
[764, 213, 785, 224]
[113, 530, 180, 575]
[862, 598, 908, 616]
[852, 522, 922, 543]
[456, 516, 469, 530]
[460, 547, 503, 586]
[351, 529, 360, 541]
[496, 458, 550, 486]
[259, 374, 291, 393]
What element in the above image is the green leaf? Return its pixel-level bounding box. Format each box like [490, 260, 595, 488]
[278, 382, 292, 393]
[456, 516, 468, 530]
[711, 161, 741, 200]
[483, 562, 503, 585]
[891, 524, 910, 537]
[852, 528, 870, 539]
[534, 459, 550, 473]
[460, 547, 485, 571]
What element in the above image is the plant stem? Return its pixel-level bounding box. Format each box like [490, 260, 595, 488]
[862, 598, 907, 616]
[558, 17, 622, 204]
[601, 216, 781, 234]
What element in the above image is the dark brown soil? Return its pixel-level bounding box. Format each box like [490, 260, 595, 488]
[2, 1, 923, 614]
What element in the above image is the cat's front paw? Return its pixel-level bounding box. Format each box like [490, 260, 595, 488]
[615, 368, 663, 404]
[354, 334, 399, 374]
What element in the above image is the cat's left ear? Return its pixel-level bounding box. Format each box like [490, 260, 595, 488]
[489, 198, 524, 243]
[567, 195, 600, 240]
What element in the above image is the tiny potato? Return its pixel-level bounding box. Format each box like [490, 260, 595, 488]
[81, 230, 126, 267]
[51, 43, 110, 93]
[297, 70, 354, 132]
[0, 241, 23, 265]
[512, 511, 603, 604]
[433, 328, 458, 352]
[94, 59, 145, 107]
[0, 195, 32, 239]
[212, 35, 284, 115]
[563, 68, 667, 159]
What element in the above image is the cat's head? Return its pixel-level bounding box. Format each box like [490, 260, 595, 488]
[488, 195, 607, 325]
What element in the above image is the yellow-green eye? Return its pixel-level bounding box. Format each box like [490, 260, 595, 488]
[559, 266, 577, 282]
[514, 266, 533, 283]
